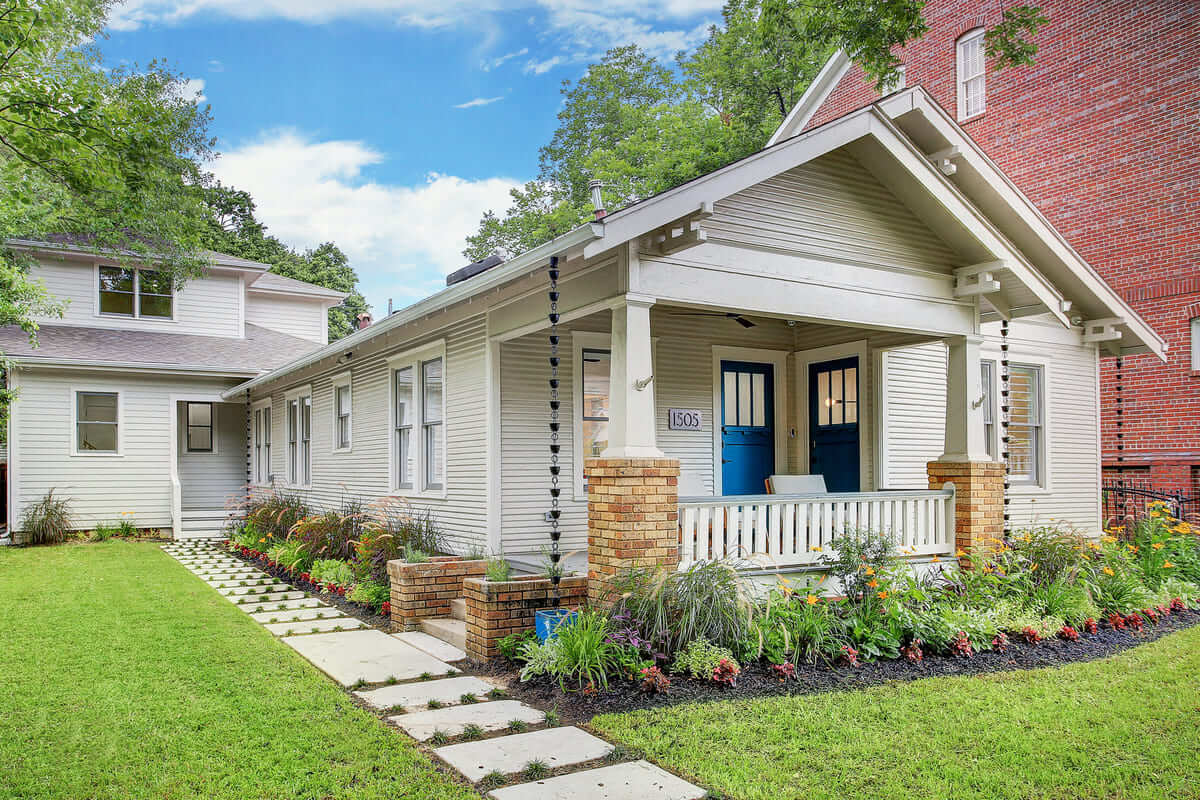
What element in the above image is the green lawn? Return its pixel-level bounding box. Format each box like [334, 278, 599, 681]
[0, 541, 476, 800]
[592, 626, 1200, 800]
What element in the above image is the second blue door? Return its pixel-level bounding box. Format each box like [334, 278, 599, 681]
[808, 356, 860, 492]
[720, 361, 774, 495]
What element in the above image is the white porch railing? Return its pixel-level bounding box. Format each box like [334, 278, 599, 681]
[678, 486, 956, 570]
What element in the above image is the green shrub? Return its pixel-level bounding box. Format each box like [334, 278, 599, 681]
[607, 560, 756, 655]
[291, 499, 368, 562]
[1153, 578, 1200, 608]
[498, 629, 538, 661]
[404, 545, 430, 563]
[518, 638, 562, 681]
[19, 490, 73, 544]
[347, 579, 390, 611]
[88, 523, 120, 542]
[821, 529, 898, 604]
[485, 557, 511, 582]
[991, 599, 1062, 639]
[1001, 524, 1089, 587]
[670, 638, 738, 679]
[907, 603, 998, 655]
[1030, 578, 1099, 626]
[309, 559, 355, 587]
[551, 610, 644, 691]
[746, 591, 846, 665]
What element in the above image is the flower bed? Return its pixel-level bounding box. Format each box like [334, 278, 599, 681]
[486, 503, 1200, 715]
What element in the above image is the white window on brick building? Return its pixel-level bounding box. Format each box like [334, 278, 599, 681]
[956, 28, 986, 120]
[1191, 317, 1200, 371]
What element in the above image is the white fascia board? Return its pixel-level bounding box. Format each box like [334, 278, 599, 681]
[585, 111, 873, 260]
[880, 88, 1166, 360]
[767, 50, 851, 146]
[3, 238, 272, 273]
[11, 356, 259, 378]
[246, 284, 348, 301]
[220, 223, 603, 401]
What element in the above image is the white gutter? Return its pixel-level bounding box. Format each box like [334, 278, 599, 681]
[221, 222, 605, 400]
[12, 356, 260, 378]
[4, 238, 273, 273]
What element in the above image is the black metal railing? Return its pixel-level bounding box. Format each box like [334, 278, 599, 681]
[1102, 478, 1200, 528]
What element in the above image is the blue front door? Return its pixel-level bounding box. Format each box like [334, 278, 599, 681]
[720, 361, 774, 495]
[809, 356, 860, 492]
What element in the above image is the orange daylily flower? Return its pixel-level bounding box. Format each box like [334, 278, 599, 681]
[956, 548, 967, 558]
[1152, 542, 1164, 550]
[864, 567, 875, 576]
[867, 579, 879, 589]
[877, 591, 888, 600]
[1163, 561, 1175, 569]
[806, 594, 820, 605]
[1103, 566, 1115, 576]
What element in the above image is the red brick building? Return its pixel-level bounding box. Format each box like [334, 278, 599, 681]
[786, 0, 1200, 495]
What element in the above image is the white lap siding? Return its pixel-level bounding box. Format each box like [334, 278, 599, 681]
[245, 293, 329, 344]
[880, 320, 1103, 534]
[254, 315, 489, 554]
[10, 368, 242, 531]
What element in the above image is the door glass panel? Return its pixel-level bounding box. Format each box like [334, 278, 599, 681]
[582, 419, 609, 458]
[723, 372, 737, 425]
[844, 367, 857, 424]
[830, 369, 843, 425]
[737, 372, 751, 426]
[751, 373, 765, 427]
[818, 371, 830, 426]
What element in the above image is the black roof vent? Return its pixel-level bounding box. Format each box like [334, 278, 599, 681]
[446, 253, 504, 287]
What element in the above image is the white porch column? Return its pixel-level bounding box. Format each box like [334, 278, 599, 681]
[601, 296, 663, 458]
[939, 334, 990, 462]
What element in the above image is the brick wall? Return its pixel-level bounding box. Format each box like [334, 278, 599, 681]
[387, 556, 487, 631]
[805, 0, 1200, 490]
[462, 575, 588, 662]
[927, 460, 1005, 559]
[584, 457, 680, 606]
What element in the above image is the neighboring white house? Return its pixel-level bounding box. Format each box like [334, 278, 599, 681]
[202, 88, 1163, 572]
[1, 240, 345, 538]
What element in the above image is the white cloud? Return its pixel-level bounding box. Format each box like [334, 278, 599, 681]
[481, 47, 529, 71]
[208, 59, 224, 72]
[175, 77, 207, 103]
[208, 130, 521, 304]
[523, 55, 566, 75]
[453, 95, 505, 109]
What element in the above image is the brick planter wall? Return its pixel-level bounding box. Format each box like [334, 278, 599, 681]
[927, 460, 1005, 562]
[386, 556, 487, 631]
[584, 457, 680, 606]
[462, 575, 588, 662]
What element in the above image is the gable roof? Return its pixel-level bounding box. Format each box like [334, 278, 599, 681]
[0, 323, 322, 376]
[248, 271, 348, 300]
[5, 237, 276, 273]
[768, 50, 852, 146]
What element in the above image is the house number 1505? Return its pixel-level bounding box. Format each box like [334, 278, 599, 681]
[668, 408, 702, 430]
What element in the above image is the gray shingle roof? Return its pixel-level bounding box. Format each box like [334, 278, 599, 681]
[0, 323, 323, 374]
[249, 271, 348, 299]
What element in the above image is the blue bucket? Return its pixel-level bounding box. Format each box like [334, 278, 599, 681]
[535, 608, 577, 642]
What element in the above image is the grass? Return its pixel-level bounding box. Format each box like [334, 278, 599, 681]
[0, 541, 477, 800]
[592, 625, 1200, 800]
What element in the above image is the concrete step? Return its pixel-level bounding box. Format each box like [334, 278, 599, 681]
[487, 761, 704, 800]
[354, 675, 500, 712]
[450, 598, 466, 621]
[420, 617, 466, 651]
[391, 700, 544, 741]
[393, 630, 467, 662]
[436, 726, 613, 783]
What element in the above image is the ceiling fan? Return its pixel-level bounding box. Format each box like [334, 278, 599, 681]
[669, 311, 756, 328]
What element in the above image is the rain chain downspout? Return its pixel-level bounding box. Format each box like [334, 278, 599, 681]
[1000, 320, 1012, 539]
[547, 255, 562, 606]
[1115, 356, 1127, 521]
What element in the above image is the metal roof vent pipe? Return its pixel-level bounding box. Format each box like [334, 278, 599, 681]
[589, 179, 606, 220]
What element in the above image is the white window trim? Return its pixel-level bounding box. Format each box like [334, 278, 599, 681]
[983, 343, 1053, 493]
[386, 339, 447, 499]
[284, 384, 312, 488]
[183, 401, 218, 455]
[572, 331, 611, 500]
[956, 28, 987, 121]
[70, 386, 123, 457]
[981, 358, 998, 460]
[330, 371, 353, 453]
[1190, 317, 1200, 371]
[251, 398, 273, 485]
[93, 262, 178, 323]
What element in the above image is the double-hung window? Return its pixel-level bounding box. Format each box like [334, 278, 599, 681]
[581, 349, 612, 460]
[98, 266, 174, 319]
[1008, 364, 1044, 485]
[185, 402, 215, 453]
[981, 360, 996, 459]
[75, 391, 119, 454]
[286, 388, 312, 486]
[253, 403, 272, 484]
[389, 342, 446, 495]
[956, 29, 986, 120]
[332, 374, 352, 451]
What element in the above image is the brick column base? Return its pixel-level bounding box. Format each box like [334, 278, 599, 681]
[386, 556, 487, 631]
[927, 460, 1005, 562]
[463, 575, 588, 661]
[584, 457, 680, 606]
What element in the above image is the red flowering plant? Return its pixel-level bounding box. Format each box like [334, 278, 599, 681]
[900, 639, 924, 662]
[1170, 598, 1186, 613]
[1142, 607, 1159, 624]
[839, 645, 860, 668]
[381, 601, 391, 617]
[1106, 613, 1126, 630]
[1125, 612, 1144, 631]
[1059, 625, 1079, 641]
[640, 666, 671, 694]
[1021, 626, 1042, 645]
[1084, 618, 1099, 635]
[950, 631, 973, 658]
[770, 662, 797, 682]
[991, 632, 1010, 653]
[712, 659, 740, 687]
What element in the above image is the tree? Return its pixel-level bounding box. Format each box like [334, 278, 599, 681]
[201, 183, 369, 341]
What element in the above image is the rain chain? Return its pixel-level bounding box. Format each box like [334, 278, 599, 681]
[1115, 356, 1126, 520]
[547, 256, 563, 604]
[1000, 320, 1012, 538]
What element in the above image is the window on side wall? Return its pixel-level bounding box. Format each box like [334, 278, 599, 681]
[333, 378, 352, 451]
[581, 349, 612, 460]
[75, 391, 119, 454]
[956, 28, 986, 120]
[1191, 318, 1200, 371]
[97, 266, 174, 319]
[1008, 364, 1044, 485]
[388, 342, 446, 495]
[286, 391, 311, 486]
[185, 402, 214, 453]
[981, 360, 996, 459]
[253, 404, 272, 484]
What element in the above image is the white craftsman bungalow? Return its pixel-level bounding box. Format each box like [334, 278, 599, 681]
[2, 240, 344, 539]
[214, 87, 1163, 573]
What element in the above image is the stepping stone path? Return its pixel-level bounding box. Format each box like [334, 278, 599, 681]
[160, 540, 704, 799]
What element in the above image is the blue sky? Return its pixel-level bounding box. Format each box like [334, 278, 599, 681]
[101, 1, 723, 311]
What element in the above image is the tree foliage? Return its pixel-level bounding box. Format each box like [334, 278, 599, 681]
[464, 0, 1046, 263]
[201, 183, 368, 341]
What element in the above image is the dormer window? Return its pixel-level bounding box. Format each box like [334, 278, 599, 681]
[956, 28, 986, 120]
[98, 266, 173, 319]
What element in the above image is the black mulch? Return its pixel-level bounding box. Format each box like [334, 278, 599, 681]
[481, 609, 1200, 724]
